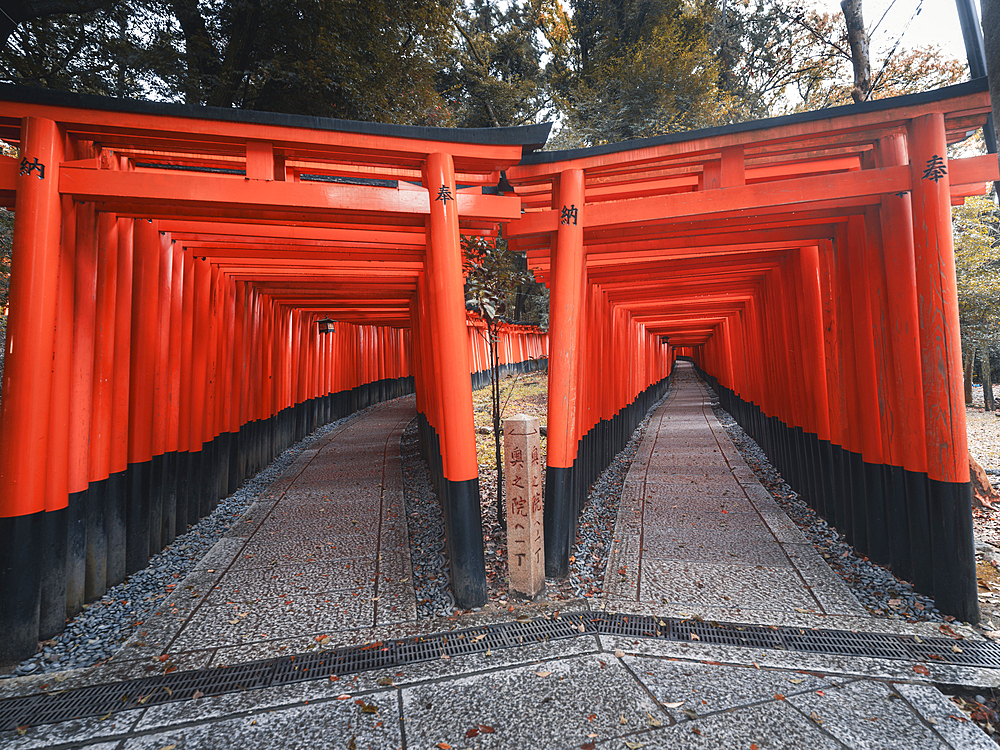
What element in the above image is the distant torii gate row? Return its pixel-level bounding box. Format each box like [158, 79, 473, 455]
[0, 88, 555, 665]
[504, 78, 998, 625]
[0, 80, 996, 667]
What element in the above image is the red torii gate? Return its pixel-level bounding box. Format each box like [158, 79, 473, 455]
[0, 79, 996, 667]
[0, 85, 550, 664]
[506, 78, 998, 623]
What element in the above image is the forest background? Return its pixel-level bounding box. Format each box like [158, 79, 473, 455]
[0, 0, 997, 394]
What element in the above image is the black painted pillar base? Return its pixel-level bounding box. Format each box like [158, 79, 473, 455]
[66, 488, 88, 619]
[0, 512, 43, 671]
[906, 469, 933, 595]
[544, 466, 574, 579]
[106, 470, 127, 587]
[85, 478, 108, 602]
[864, 461, 890, 567]
[125, 461, 151, 576]
[929, 479, 979, 623]
[39, 507, 68, 640]
[149, 453, 164, 557]
[162, 452, 177, 548]
[441, 477, 487, 609]
[886, 464, 911, 583]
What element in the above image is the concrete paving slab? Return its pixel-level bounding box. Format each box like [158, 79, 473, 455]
[621, 699, 844, 749]
[170, 591, 376, 650]
[400, 652, 664, 750]
[121, 695, 402, 750]
[639, 560, 820, 611]
[895, 684, 999, 750]
[203, 558, 377, 604]
[622, 653, 833, 717]
[0, 706, 145, 750]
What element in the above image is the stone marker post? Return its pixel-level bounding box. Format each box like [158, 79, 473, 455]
[503, 414, 544, 599]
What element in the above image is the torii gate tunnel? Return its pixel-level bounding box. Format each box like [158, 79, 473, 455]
[0, 80, 996, 665]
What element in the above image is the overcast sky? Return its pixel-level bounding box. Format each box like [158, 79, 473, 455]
[814, 0, 982, 67]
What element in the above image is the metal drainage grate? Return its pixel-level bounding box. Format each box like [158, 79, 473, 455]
[5, 611, 1000, 731]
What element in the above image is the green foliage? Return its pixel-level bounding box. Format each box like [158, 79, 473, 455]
[462, 234, 535, 322]
[559, 0, 734, 144]
[441, 0, 550, 128]
[954, 195, 1000, 357]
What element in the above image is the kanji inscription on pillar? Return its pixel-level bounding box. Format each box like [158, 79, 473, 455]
[503, 413, 544, 599]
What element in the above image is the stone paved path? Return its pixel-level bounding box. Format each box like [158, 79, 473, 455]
[605, 361, 871, 626]
[103, 399, 421, 673]
[1, 374, 998, 749]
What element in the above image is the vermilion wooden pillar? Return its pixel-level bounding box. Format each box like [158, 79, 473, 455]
[876, 133, 932, 593]
[126, 218, 161, 575]
[108, 217, 133, 587]
[848, 216, 889, 562]
[66, 197, 98, 619]
[908, 113, 978, 622]
[423, 151, 485, 608]
[0, 116, 64, 666]
[165, 242, 184, 543]
[545, 168, 585, 578]
[87, 212, 118, 600]
[149, 232, 173, 554]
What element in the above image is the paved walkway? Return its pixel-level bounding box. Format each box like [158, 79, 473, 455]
[605, 361, 871, 626]
[1, 368, 998, 749]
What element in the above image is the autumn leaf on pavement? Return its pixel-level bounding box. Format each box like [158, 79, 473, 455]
[581, 743, 595, 750]
[479, 725, 495, 733]
[466, 727, 480, 738]
[624, 742, 646, 749]
[436, 743, 452, 749]
[913, 665, 931, 676]
[535, 671, 552, 677]
[663, 701, 684, 708]
[647, 711, 662, 727]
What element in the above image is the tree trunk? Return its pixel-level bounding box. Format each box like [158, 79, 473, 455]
[841, 0, 871, 103]
[206, 0, 262, 108]
[965, 347, 975, 404]
[982, 0, 1000, 181]
[984, 349, 995, 411]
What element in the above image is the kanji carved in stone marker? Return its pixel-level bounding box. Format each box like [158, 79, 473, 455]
[503, 413, 544, 599]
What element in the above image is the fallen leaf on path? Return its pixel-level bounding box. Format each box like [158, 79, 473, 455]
[192, 690, 204, 699]
[663, 701, 685, 708]
[647, 711, 662, 727]
[619, 713, 627, 724]
[535, 671, 552, 677]
[436, 744, 452, 749]
[913, 665, 931, 676]
[479, 725, 495, 733]
[614, 649, 626, 658]
[624, 742, 646, 749]
[376, 677, 394, 686]
[690, 633, 700, 641]
[466, 728, 479, 738]
[788, 679, 804, 684]
[810, 711, 823, 724]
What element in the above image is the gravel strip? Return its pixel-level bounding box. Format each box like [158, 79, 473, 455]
[0, 406, 382, 680]
[400, 421, 457, 618]
[705, 388, 951, 625]
[398, 387, 671, 614]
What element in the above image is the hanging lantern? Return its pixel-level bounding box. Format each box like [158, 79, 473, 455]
[317, 318, 336, 335]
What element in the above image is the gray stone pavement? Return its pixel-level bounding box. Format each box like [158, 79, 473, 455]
[1, 369, 998, 748]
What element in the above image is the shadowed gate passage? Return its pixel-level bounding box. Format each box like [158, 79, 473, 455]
[607, 361, 870, 623]
[0, 78, 997, 670]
